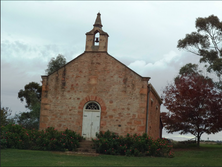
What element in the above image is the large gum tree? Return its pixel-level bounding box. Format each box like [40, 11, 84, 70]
[177, 15, 222, 89]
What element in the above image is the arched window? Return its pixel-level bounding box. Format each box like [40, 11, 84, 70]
[85, 102, 100, 110]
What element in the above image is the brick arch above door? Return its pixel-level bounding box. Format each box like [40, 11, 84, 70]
[78, 95, 106, 111]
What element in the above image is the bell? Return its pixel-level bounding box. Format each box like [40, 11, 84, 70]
[95, 38, 99, 43]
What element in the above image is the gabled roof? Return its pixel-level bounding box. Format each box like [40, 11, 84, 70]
[42, 51, 150, 82]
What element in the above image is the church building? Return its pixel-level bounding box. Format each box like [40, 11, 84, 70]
[39, 13, 163, 140]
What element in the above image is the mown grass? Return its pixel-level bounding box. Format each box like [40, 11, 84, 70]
[1, 144, 222, 166]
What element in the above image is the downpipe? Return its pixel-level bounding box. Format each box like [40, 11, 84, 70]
[145, 83, 151, 134]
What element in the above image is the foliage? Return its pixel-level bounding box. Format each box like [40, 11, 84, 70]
[178, 63, 201, 76]
[0, 107, 12, 126]
[0, 124, 30, 149]
[92, 130, 173, 157]
[33, 127, 83, 151]
[0, 138, 7, 149]
[15, 112, 39, 130]
[17, 82, 42, 129]
[15, 54, 66, 129]
[0, 124, 83, 151]
[177, 15, 222, 89]
[18, 82, 42, 108]
[0, 128, 8, 149]
[161, 73, 222, 146]
[45, 54, 66, 75]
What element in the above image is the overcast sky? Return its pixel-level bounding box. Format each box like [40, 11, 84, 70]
[1, 1, 222, 141]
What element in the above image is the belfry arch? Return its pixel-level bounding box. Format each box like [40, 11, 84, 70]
[94, 31, 100, 46]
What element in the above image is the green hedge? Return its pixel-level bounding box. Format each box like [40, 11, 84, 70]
[92, 131, 174, 157]
[0, 124, 83, 151]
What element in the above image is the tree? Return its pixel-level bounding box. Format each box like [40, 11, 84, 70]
[18, 82, 42, 129]
[178, 63, 200, 76]
[0, 107, 12, 126]
[16, 112, 39, 130]
[17, 54, 66, 129]
[161, 73, 222, 146]
[45, 54, 66, 75]
[18, 82, 42, 108]
[177, 15, 222, 88]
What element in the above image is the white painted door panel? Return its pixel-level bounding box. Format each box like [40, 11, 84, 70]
[91, 112, 100, 138]
[82, 110, 100, 140]
[82, 112, 92, 139]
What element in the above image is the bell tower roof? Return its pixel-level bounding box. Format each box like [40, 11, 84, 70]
[93, 12, 103, 28]
[85, 13, 109, 52]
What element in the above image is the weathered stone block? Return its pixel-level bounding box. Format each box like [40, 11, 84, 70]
[137, 126, 145, 132]
[139, 88, 147, 95]
[44, 104, 50, 110]
[134, 120, 141, 125]
[40, 109, 48, 116]
[138, 113, 145, 119]
[101, 121, 106, 126]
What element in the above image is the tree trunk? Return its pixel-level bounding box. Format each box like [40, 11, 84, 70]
[197, 134, 200, 147]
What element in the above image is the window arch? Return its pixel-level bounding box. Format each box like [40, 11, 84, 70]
[84, 101, 100, 110]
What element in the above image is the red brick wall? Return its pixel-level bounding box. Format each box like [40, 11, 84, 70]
[39, 52, 161, 138]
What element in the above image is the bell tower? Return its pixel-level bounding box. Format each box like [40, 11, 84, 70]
[85, 13, 109, 52]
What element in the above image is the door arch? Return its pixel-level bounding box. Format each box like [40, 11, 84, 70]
[82, 101, 101, 140]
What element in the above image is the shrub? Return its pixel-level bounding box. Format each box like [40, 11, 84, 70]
[63, 128, 83, 151]
[92, 130, 173, 157]
[0, 126, 7, 149]
[0, 138, 7, 149]
[0, 124, 31, 149]
[1, 124, 83, 151]
[33, 127, 84, 151]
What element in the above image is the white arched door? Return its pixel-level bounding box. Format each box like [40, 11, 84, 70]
[82, 101, 101, 140]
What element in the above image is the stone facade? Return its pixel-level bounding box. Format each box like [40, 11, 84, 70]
[39, 13, 162, 139]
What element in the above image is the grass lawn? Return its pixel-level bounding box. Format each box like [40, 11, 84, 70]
[1, 144, 222, 166]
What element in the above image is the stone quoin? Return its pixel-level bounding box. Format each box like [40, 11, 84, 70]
[39, 13, 163, 140]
